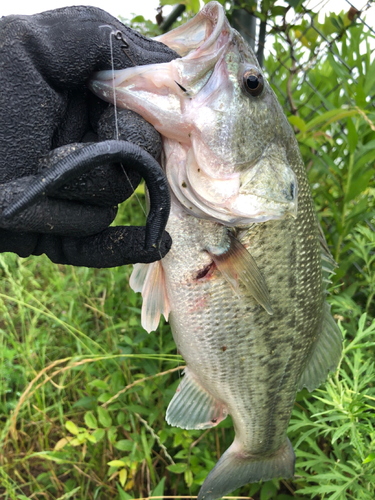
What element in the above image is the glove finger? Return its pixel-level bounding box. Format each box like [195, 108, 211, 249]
[37, 144, 142, 207]
[0, 177, 117, 235]
[0, 229, 38, 258]
[96, 108, 162, 160]
[3, 140, 171, 251]
[33, 227, 172, 267]
[36, 108, 162, 207]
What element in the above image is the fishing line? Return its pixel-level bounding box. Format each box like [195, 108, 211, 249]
[109, 30, 167, 260]
[108, 28, 148, 220]
[99, 25, 148, 221]
[106, 27, 166, 264]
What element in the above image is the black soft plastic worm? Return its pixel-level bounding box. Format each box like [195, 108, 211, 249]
[3, 140, 171, 251]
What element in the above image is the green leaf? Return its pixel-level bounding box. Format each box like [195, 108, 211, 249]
[125, 404, 152, 415]
[55, 487, 82, 500]
[97, 392, 114, 403]
[115, 440, 135, 452]
[119, 468, 128, 487]
[69, 438, 81, 447]
[345, 168, 374, 203]
[131, 15, 146, 23]
[98, 407, 112, 428]
[364, 60, 375, 94]
[346, 117, 358, 155]
[88, 379, 108, 390]
[260, 480, 277, 500]
[72, 396, 97, 409]
[331, 422, 352, 443]
[285, 0, 302, 8]
[28, 451, 73, 464]
[160, 0, 182, 6]
[117, 411, 126, 425]
[363, 453, 375, 464]
[84, 411, 98, 429]
[152, 477, 166, 497]
[184, 469, 193, 487]
[167, 463, 187, 474]
[355, 81, 366, 107]
[92, 428, 105, 442]
[107, 426, 118, 444]
[107, 460, 127, 468]
[271, 6, 286, 17]
[288, 115, 307, 132]
[117, 485, 133, 500]
[304, 108, 358, 132]
[65, 420, 79, 436]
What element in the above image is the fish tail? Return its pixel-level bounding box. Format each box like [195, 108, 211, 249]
[197, 438, 295, 500]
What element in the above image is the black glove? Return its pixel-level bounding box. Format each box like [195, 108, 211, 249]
[0, 6, 178, 267]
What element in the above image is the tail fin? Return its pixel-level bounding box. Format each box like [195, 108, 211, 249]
[197, 438, 295, 500]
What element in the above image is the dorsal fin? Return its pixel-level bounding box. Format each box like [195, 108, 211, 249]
[318, 222, 337, 283]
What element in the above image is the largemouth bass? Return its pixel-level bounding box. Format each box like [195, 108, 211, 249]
[93, 3, 341, 498]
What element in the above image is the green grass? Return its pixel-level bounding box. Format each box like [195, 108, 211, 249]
[0, 185, 373, 500]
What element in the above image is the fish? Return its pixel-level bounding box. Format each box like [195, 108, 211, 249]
[17, 2, 343, 498]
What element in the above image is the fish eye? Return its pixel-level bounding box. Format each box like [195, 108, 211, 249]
[243, 70, 264, 97]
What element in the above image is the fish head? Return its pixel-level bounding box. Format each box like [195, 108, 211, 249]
[90, 1, 298, 225]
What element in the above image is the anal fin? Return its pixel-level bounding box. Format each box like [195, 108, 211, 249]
[166, 368, 228, 430]
[298, 302, 343, 392]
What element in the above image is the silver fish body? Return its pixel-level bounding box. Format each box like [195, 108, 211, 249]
[90, 3, 342, 498]
[160, 149, 331, 498]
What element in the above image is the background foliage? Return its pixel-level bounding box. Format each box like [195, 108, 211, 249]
[0, 1, 374, 499]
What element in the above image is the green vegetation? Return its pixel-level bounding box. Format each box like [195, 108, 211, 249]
[0, 1, 374, 499]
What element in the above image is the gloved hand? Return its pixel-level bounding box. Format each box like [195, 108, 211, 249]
[0, 6, 178, 267]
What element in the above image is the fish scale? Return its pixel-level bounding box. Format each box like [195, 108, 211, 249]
[90, 2, 343, 498]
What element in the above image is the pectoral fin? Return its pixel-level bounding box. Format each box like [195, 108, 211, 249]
[206, 231, 273, 315]
[129, 262, 170, 333]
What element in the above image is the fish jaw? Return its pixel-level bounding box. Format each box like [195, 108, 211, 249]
[163, 138, 297, 225]
[89, 1, 298, 225]
[154, 1, 229, 58]
[89, 64, 190, 143]
[89, 3, 231, 143]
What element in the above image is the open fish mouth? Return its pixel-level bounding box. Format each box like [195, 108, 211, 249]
[90, 1, 299, 227]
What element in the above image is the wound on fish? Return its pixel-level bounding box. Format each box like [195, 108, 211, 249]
[195, 261, 216, 280]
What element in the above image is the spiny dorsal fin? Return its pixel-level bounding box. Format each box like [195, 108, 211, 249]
[206, 231, 273, 315]
[318, 221, 337, 281]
